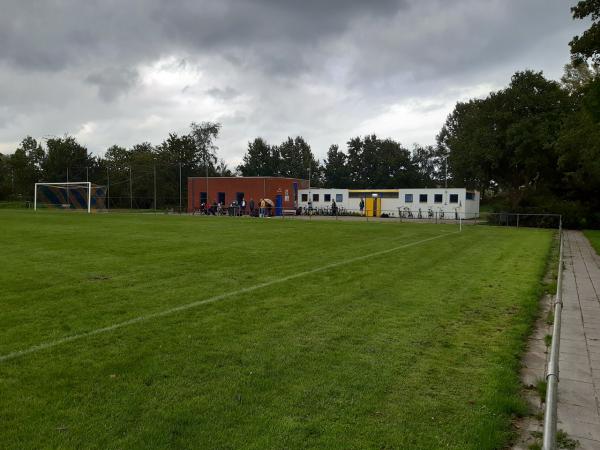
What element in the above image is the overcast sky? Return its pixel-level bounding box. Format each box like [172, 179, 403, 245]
[0, 0, 588, 166]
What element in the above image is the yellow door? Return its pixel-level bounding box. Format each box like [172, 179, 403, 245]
[365, 197, 380, 217]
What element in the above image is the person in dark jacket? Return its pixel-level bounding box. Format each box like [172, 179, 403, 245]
[249, 198, 255, 216]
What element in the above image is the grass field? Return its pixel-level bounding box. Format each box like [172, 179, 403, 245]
[585, 230, 600, 256]
[0, 211, 553, 449]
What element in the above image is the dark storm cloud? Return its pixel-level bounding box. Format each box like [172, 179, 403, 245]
[86, 68, 139, 102]
[0, 0, 588, 158]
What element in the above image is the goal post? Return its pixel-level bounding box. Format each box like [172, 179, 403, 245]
[34, 182, 106, 213]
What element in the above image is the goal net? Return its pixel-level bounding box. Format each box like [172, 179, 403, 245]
[34, 182, 107, 213]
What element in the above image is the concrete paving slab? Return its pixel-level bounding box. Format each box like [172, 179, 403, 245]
[556, 231, 600, 444]
[558, 379, 597, 409]
[574, 437, 600, 450]
[558, 403, 600, 425]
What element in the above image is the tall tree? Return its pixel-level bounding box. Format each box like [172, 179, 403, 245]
[42, 136, 93, 182]
[570, 0, 600, 64]
[346, 135, 417, 188]
[237, 137, 280, 176]
[322, 144, 350, 187]
[438, 71, 572, 207]
[277, 136, 320, 184]
[561, 60, 599, 95]
[8, 136, 45, 199]
[189, 121, 221, 172]
[411, 144, 442, 187]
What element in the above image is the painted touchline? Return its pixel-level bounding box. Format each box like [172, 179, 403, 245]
[0, 231, 459, 362]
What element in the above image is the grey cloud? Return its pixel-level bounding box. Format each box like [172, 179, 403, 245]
[205, 86, 240, 100]
[0, 0, 589, 160]
[86, 68, 139, 102]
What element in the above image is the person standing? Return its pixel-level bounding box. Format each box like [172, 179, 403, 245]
[240, 198, 246, 216]
[259, 198, 266, 218]
[249, 198, 255, 216]
[331, 199, 338, 216]
[359, 198, 365, 215]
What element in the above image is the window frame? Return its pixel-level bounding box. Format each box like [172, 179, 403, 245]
[449, 193, 459, 204]
[405, 193, 413, 203]
[419, 194, 428, 203]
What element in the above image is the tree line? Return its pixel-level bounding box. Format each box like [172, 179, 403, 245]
[1, 1, 599, 225]
[0, 122, 227, 209]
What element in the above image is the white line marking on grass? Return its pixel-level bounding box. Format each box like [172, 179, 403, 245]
[1, 231, 459, 362]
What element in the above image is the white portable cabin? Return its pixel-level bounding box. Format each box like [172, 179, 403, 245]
[298, 187, 480, 219]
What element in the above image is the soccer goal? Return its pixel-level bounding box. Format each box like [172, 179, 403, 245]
[34, 182, 107, 213]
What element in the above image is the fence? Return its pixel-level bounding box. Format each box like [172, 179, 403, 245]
[543, 221, 564, 450]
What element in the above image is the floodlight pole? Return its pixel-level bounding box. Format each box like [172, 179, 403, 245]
[106, 167, 110, 210]
[129, 167, 133, 209]
[179, 162, 182, 214]
[444, 156, 448, 189]
[34, 183, 38, 211]
[153, 163, 157, 212]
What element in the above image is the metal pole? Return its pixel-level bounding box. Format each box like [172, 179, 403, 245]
[129, 167, 133, 209]
[153, 164, 157, 212]
[86, 166, 89, 182]
[87, 181, 91, 214]
[106, 167, 110, 210]
[444, 156, 448, 189]
[179, 162, 182, 214]
[542, 225, 564, 450]
[205, 157, 209, 206]
[66, 167, 69, 208]
[516, 213, 520, 229]
[34, 183, 37, 211]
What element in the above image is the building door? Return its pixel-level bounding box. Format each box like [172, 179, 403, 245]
[365, 197, 380, 217]
[275, 194, 283, 216]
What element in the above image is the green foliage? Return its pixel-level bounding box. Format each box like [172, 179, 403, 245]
[570, 0, 600, 64]
[346, 134, 420, 188]
[237, 137, 280, 176]
[439, 71, 572, 207]
[322, 144, 351, 188]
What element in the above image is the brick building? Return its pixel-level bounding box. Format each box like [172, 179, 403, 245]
[187, 176, 309, 213]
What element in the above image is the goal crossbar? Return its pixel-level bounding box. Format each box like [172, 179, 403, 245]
[34, 182, 92, 213]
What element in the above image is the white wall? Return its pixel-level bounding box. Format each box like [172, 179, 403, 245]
[298, 188, 480, 218]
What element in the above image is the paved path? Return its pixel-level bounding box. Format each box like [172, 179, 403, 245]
[557, 231, 600, 449]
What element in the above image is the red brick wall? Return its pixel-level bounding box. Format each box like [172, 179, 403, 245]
[187, 177, 309, 212]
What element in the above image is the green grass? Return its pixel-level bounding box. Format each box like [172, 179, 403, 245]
[0, 211, 553, 449]
[584, 230, 600, 256]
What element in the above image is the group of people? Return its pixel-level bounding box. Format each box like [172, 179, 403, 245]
[196, 198, 272, 217]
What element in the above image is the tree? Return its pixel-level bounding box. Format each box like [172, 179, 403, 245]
[411, 144, 442, 187]
[8, 136, 45, 199]
[555, 77, 600, 224]
[277, 136, 320, 185]
[346, 135, 417, 188]
[570, 0, 600, 64]
[322, 144, 351, 187]
[438, 71, 572, 207]
[189, 121, 221, 172]
[42, 136, 93, 182]
[237, 137, 280, 176]
[561, 60, 599, 95]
